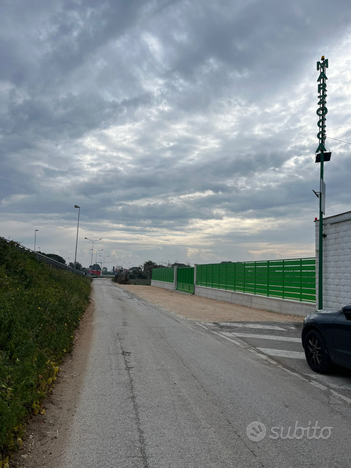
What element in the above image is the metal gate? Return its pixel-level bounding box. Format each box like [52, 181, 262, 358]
[176, 267, 194, 294]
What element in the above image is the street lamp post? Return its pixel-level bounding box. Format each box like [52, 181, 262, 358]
[85, 237, 102, 267]
[34, 229, 39, 252]
[96, 249, 103, 265]
[74, 205, 80, 269]
[101, 255, 109, 271]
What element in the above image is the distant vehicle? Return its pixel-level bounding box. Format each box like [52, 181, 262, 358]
[302, 305, 351, 373]
[88, 269, 101, 276]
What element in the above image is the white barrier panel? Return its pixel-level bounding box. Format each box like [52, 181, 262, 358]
[195, 286, 316, 317]
[151, 280, 176, 290]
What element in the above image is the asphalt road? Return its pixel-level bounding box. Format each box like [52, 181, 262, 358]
[202, 321, 351, 402]
[60, 279, 351, 468]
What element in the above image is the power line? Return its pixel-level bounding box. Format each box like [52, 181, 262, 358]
[328, 136, 351, 146]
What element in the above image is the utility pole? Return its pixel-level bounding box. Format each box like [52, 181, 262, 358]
[34, 229, 39, 252]
[74, 205, 80, 268]
[85, 237, 102, 268]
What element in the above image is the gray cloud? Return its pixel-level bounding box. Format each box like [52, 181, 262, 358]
[1, 0, 350, 266]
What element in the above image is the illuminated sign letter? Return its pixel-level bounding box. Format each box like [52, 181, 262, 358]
[317, 59, 329, 70]
[317, 118, 326, 128]
[316, 56, 329, 157]
[316, 107, 328, 117]
[318, 95, 327, 105]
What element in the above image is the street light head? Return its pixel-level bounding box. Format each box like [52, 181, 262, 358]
[35, 229, 39, 232]
[74, 205, 80, 209]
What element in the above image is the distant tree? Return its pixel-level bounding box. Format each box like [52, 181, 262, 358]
[90, 263, 101, 271]
[113, 269, 129, 284]
[129, 266, 146, 279]
[45, 253, 66, 265]
[171, 262, 189, 268]
[69, 261, 82, 270]
[143, 260, 158, 280]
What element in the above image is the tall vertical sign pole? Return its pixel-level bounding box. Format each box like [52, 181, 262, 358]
[316, 56, 329, 310]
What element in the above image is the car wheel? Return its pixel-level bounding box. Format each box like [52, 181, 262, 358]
[303, 330, 332, 373]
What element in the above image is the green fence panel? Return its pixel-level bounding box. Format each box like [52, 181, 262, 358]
[177, 267, 194, 294]
[235, 263, 245, 293]
[195, 258, 316, 303]
[256, 263, 268, 296]
[198, 264, 207, 287]
[219, 263, 227, 290]
[213, 264, 220, 289]
[205, 264, 212, 288]
[152, 267, 174, 283]
[244, 263, 255, 295]
[196, 265, 203, 286]
[227, 263, 235, 291]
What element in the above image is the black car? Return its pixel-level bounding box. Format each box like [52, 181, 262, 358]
[302, 305, 351, 373]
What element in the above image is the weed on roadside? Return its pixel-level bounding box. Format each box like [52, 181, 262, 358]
[0, 239, 91, 460]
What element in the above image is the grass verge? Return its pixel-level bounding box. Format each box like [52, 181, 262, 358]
[0, 239, 91, 463]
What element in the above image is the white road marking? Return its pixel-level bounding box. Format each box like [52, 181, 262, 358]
[250, 351, 278, 365]
[218, 322, 287, 331]
[309, 380, 328, 391]
[197, 322, 351, 408]
[257, 348, 305, 359]
[195, 322, 209, 331]
[304, 373, 351, 391]
[221, 332, 301, 343]
[330, 390, 351, 405]
[213, 331, 245, 348]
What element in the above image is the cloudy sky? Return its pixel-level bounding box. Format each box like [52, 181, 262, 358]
[1, 0, 351, 268]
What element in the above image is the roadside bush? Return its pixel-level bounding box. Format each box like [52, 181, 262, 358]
[0, 239, 91, 458]
[113, 271, 130, 284]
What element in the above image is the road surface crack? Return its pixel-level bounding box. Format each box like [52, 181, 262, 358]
[116, 332, 149, 468]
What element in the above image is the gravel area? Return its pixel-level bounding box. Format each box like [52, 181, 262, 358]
[116, 284, 304, 322]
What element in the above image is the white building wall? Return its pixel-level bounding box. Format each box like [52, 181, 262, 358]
[315, 210, 351, 310]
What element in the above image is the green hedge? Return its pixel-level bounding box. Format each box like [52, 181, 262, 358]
[0, 240, 91, 457]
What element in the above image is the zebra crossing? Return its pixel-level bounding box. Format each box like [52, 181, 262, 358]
[201, 320, 305, 362]
[196, 320, 351, 400]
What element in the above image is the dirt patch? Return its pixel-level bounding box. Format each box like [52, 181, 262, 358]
[10, 297, 95, 468]
[116, 284, 304, 322]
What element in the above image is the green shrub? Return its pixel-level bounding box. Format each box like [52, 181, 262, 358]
[0, 240, 91, 457]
